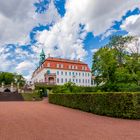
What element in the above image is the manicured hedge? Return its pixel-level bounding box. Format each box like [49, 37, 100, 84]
[49, 92, 140, 119]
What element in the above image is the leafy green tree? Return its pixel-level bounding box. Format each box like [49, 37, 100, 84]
[0, 72, 25, 86]
[92, 46, 117, 86]
[109, 35, 134, 66]
[14, 73, 25, 87]
[0, 72, 14, 85]
[64, 82, 76, 92]
[92, 35, 140, 91]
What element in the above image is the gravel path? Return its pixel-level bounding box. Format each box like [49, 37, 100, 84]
[0, 100, 140, 140]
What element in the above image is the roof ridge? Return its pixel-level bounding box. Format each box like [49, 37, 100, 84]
[46, 57, 85, 64]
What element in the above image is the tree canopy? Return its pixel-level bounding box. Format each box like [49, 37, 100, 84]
[92, 35, 140, 91]
[0, 72, 25, 86]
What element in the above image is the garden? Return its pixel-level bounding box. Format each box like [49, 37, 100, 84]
[47, 35, 140, 119]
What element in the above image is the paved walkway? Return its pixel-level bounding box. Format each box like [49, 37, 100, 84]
[0, 100, 140, 140]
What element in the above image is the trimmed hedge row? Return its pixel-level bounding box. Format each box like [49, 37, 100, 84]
[49, 92, 140, 119]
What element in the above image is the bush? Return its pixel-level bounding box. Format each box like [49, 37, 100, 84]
[52, 82, 98, 93]
[100, 82, 140, 92]
[49, 92, 140, 119]
[21, 92, 42, 101]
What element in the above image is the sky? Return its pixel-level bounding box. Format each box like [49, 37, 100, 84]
[0, 0, 140, 80]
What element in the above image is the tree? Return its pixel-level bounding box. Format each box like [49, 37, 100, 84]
[109, 35, 134, 66]
[14, 73, 26, 87]
[92, 35, 140, 91]
[0, 72, 25, 86]
[0, 72, 14, 85]
[92, 46, 117, 86]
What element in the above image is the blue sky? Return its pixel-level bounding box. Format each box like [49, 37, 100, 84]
[0, 0, 140, 79]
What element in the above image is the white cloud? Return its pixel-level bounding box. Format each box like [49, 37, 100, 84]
[0, 0, 60, 45]
[121, 14, 140, 54]
[36, 0, 140, 61]
[16, 61, 35, 71]
[0, 0, 61, 79]
[0, 44, 37, 79]
[125, 38, 140, 54]
[91, 49, 99, 53]
[121, 14, 140, 36]
[65, 0, 140, 36]
[0, 0, 140, 80]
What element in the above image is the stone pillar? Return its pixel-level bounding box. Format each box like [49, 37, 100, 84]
[17, 83, 20, 93]
[1, 82, 4, 92]
[10, 82, 14, 93]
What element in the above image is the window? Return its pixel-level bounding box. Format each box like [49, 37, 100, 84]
[46, 70, 50, 74]
[47, 63, 50, 67]
[85, 73, 87, 76]
[79, 79, 81, 83]
[57, 78, 59, 83]
[73, 79, 75, 82]
[69, 72, 71, 76]
[83, 73, 84, 76]
[65, 79, 67, 82]
[75, 66, 78, 69]
[61, 78, 63, 83]
[69, 65, 71, 69]
[83, 79, 84, 83]
[61, 64, 63, 68]
[65, 72, 67, 75]
[85, 79, 87, 83]
[72, 65, 74, 69]
[57, 71, 59, 75]
[79, 73, 81, 76]
[69, 79, 71, 82]
[61, 71, 63, 75]
[72, 72, 74, 75]
[76, 79, 78, 83]
[57, 64, 59, 68]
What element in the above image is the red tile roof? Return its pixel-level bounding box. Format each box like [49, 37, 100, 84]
[32, 57, 91, 77]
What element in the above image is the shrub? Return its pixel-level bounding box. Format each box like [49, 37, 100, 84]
[21, 91, 42, 101]
[52, 82, 98, 93]
[49, 92, 140, 119]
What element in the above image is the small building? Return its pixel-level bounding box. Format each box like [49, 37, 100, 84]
[31, 49, 92, 86]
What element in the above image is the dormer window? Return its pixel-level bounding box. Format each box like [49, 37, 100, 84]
[57, 64, 59, 68]
[69, 65, 71, 69]
[61, 64, 63, 68]
[47, 63, 50, 67]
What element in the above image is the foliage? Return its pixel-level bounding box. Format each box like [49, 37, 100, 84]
[92, 35, 140, 91]
[0, 72, 25, 86]
[38, 88, 48, 97]
[52, 82, 97, 93]
[21, 92, 42, 101]
[49, 92, 140, 119]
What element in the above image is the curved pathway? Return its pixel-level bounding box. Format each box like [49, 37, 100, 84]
[0, 100, 140, 140]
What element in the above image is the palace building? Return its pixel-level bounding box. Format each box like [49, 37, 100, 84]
[31, 49, 92, 86]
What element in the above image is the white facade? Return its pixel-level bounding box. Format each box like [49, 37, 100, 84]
[32, 68, 92, 86]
